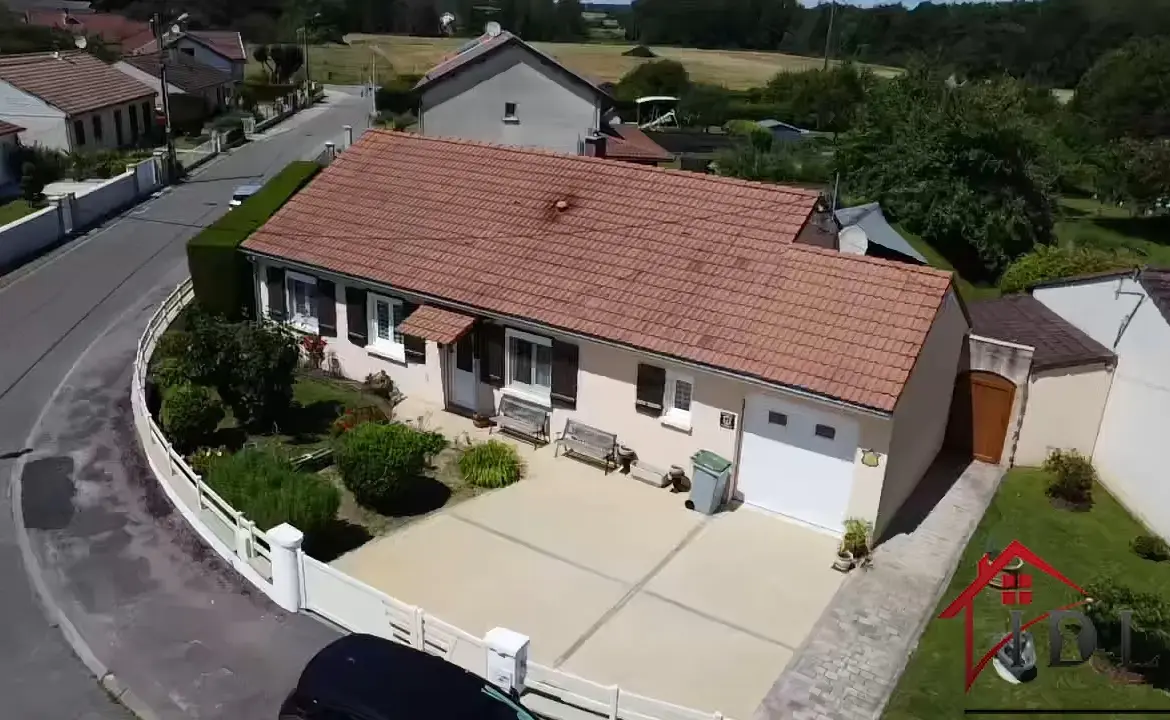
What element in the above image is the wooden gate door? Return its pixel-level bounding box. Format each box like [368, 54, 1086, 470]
[967, 371, 1015, 464]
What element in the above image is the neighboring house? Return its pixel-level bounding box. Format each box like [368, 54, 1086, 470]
[23, 9, 149, 53]
[240, 130, 970, 539]
[0, 51, 156, 152]
[128, 30, 247, 82]
[0, 120, 25, 193]
[834, 203, 928, 265]
[1029, 269, 1170, 539]
[757, 118, 810, 143]
[414, 30, 612, 156]
[966, 294, 1116, 467]
[116, 51, 234, 124]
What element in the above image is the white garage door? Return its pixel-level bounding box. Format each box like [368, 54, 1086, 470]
[737, 394, 860, 533]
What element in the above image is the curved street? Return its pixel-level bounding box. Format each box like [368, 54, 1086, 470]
[0, 90, 367, 719]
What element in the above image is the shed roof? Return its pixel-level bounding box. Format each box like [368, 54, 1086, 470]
[969, 294, 1116, 371]
[834, 203, 928, 264]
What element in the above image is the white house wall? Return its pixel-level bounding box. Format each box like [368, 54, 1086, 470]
[0, 80, 68, 151]
[879, 289, 968, 536]
[419, 43, 602, 155]
[175, 39, 239, 80]
[1034, 276, 1170, 538]
[253, 260, 902, 533]
[1014, 365, 1113, 467]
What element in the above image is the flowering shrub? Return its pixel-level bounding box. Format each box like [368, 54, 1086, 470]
[300, 334, 327, 369]
[188, 446, 229, 475]
[330, 405, 390, 437]
[363, 370, 395, 399]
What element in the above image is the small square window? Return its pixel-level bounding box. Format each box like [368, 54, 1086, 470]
[815, 424, 836, 440]
[768, 411, 787, 426]
[503, 102, 518, 122]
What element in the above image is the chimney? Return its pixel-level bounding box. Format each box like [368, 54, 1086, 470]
[584, 133, 606, 159]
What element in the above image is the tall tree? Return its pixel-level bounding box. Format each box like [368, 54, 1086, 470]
[1073, 36, 1170, 140]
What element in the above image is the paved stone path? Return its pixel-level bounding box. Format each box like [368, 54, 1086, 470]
[753, 459, 1004, 720]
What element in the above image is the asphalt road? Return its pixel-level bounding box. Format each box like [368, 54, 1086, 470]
[0, 88, 369, 720]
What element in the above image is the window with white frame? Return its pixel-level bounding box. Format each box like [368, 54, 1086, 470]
[506, 329, 552, 403]
[367, 293, 406, 361]
[663, 370, 694, 429]
[285, 271, 318, 332]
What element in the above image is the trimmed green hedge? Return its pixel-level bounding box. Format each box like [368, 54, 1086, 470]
[187, 160, 321, 319]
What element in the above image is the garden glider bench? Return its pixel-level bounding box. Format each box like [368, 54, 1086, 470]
[555, 419, 618, 474]
[492, 394, 550, 447]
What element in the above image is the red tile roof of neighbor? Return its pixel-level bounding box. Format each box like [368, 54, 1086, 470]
[123, 51, 233, 93]
[23, 9, 150, 44]
[243, 131, 955, 411]
[605, 125, 673, 163]
[0, 51, 155, 116]
[129, 30, 247, 61]
[0, 120, 25, 137]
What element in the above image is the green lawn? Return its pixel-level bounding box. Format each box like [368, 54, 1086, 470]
[1055, 197, 1170, 267]
[883, 467, 1170, 719]
[0, 199, 41, 226]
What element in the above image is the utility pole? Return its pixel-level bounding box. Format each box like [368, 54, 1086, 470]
[822, 0, 837, 71]
[151, 11, 178, 180]
[370, 49, 377, 120]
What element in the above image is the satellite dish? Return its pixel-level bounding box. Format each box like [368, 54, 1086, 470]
[74, 35, 87, 49]
[440, 12, 455, 24]
[51, 50, 60, 59]
[170, 24, 181, 36]
[485, 21, 501, 37]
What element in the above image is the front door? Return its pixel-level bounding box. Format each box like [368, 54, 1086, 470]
[449, 332, 478, 412]
[960, 371, 1015, 464]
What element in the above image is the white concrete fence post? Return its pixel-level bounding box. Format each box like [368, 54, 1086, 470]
[485, 628, 530, 696]
[343, 124, 353, 149]
[235, 517, 253, 558]
[325, 141, 335, 160]
[267, 523, 304, 612]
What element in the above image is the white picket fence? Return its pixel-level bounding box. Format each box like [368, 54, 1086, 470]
[132, 278, 731, 720]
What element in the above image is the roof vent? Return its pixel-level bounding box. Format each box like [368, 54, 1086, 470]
[554, 199, 569, 212]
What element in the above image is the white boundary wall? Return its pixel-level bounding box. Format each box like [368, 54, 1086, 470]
[131, 278, 731, 720]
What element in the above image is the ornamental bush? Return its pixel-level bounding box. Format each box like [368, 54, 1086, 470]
[334, 422, 445, 511]
[459, 440, 524, 489]
[1132, 534, 1170, 562]
[220, 319, 300, 428]
[204, 447, 339, 536]
[160, 383, 224, 452]
[1084, 578, 1170, 673]
[330, 405, 390, 438]
[999, 244, 1138, 294]
[1043, 448, 1096, 507]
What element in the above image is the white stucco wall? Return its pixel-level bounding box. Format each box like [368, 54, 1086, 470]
[419, 43, 603, 155]
[1015, 365, 1113, 467]
[878, 289, 968, 536]
[1034, 276, 1170, 538]
[253, 260, 895, 530]
[174, 39, 240, 80]
[0, 80, 68, 150]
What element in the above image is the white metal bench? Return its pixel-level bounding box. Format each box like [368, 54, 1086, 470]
[492, 394, 550, 447]
[554, 419, 618, 474]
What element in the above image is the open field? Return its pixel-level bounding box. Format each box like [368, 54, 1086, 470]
[277, 34, 901, 89]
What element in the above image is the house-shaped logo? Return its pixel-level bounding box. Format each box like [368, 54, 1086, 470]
[938, 539, 1087, 690]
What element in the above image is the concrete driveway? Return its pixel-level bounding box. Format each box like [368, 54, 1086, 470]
[335, 451, 843, 720]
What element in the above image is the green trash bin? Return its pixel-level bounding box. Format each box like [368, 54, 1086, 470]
[687, 450, 733, 515]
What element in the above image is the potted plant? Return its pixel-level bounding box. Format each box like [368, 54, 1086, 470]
[836, 518, 873, 572]
[833, 546, 854, 572]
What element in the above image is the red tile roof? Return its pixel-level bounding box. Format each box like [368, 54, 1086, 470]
[0, 51, 155, 116]
[605, 125, 672, 163]
[129, 30, 247, 62]
[0, 120, 25, 137]
[243, 131, 954, 411]
[397, 305, 476, 344]
[24, 10, 150, 45]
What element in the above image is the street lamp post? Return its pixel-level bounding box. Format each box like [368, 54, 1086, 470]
[151, 11, 187, 181]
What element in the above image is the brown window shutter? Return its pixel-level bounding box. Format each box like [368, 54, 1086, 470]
[479, 323, 505, 387]
[635, 363, 665, 415]
[551, 340, 579, 408]
[402, 302, 426, 362]
[266, 266, 285, 321]
[317, 279, 336, 337]
[345, 286, 367, 346]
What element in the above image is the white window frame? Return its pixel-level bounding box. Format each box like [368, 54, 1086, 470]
[285, 270, 318, 333]
[504, 328, 552, 405]
[503, 101, 519, 124]
[662, 370, 694, 432]
[366, 293, 406, 362]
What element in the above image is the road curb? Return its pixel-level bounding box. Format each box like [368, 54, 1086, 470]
[8, 287, 168, 720]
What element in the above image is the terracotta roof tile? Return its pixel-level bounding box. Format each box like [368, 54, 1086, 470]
[0, 120, 24, 136]
[0, 51, 155, 116]
[243, 131, 954, 412]
[24, 10, 149, 44]
[605, 125, 673, 163]
[398, 305, 476, 344]
[970, 294, 1116, 371]
[122, 51, 232, 93]
[130, 30, 246, 61]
